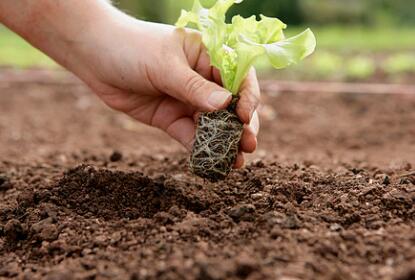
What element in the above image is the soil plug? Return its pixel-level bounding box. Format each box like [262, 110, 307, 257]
[190, 101, 243, 181]
[176, 0, 316, 181]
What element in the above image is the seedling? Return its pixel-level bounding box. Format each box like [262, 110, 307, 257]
[176, 0, 316, 181]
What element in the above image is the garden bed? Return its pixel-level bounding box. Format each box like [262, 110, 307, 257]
[0, 70, 414, 279]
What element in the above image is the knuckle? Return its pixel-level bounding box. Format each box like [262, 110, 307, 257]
[184, 74, 206, 104]
[240, 89, 260, 109]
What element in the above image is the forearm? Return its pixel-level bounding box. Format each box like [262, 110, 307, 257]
[0, 0, 117, 73]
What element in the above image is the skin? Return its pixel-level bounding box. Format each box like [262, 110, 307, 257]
[0, 0, 260, 168]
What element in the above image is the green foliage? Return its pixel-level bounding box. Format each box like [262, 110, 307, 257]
[176, 0, 315, 94]
[382, 53, 415, 75]
[228, 0, 303, 25]
[377, 0, 415, 25]
[200, 0, 218, 9]
[311, 51, 342, 78]
[286, 26, 415, 52]
[299, 0, 370, 25]
[345, 56, 376, 80]
[116, 0, 415, 26]
[0, 26, 56, 68]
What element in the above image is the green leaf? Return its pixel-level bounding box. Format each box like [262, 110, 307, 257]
[176, 10, 200, 28]
[175, 1, 316, 95]
[230, 43, 264, 93]
[263, 28, 316, 69]
[256, 15, 287, 43]
[200, 0, 218, 9]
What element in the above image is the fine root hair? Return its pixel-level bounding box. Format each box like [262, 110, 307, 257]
[190, 110, 243, 182]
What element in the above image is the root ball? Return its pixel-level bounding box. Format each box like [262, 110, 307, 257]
[190, 110, 243, 182]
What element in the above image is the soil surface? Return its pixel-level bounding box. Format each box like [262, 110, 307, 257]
[0, 70, 414, 280]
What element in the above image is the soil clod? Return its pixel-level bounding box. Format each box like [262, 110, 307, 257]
[4, 219, 26, 241]
[31, 218, 60, 241]
[0, 174, 12, 191]
[109, 151, 123, 162]
[228, 204, 256, 222]
[281, 213, 302, 229]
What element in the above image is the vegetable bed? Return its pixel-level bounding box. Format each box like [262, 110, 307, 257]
[0, 71, 414, 280]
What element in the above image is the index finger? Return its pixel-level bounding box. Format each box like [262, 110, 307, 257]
[236, 68, 260, 124]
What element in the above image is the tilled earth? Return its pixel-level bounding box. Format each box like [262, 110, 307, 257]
[0, 70, 414, 280]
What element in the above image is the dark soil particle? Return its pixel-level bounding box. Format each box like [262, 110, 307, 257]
[0, 74, 414, 279]
[228, 204, 256, 222]
[0, 174, 12, 191]
[109, 151, 123, 162]
[4, 219, 26, 241]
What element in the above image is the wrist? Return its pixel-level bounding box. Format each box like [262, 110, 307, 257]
[0, 0, 118, 71]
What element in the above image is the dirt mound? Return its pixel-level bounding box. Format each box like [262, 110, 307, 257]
[1, 159, 414, 279]
[48, 165, 213, 219]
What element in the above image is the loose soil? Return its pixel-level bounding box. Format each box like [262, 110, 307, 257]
[0, 70, 414, 280]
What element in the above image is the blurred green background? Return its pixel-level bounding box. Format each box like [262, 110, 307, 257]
[1, 0, 415, 83]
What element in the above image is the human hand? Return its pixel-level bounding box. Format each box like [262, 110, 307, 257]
[0, 1, 260, 168]
[74, 12, 260, 167]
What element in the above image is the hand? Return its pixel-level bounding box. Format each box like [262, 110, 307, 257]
[0, 1, 260, 168]
[82, 19, 260, 168]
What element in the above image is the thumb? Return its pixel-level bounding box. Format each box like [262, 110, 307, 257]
[167, 65, 232, 111]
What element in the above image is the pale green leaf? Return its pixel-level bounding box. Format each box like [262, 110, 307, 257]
[264, 28, 316, 69]
[175, 1, 316, 95]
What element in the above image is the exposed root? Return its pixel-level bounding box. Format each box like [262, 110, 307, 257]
[190, 110, 243, 182]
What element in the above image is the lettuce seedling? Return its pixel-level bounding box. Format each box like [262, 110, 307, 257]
[177, 0, 316, 181]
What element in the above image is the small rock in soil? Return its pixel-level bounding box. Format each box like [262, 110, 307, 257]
[382, 175, 391, 185]
[38, 224, 59, 241]
[40, 203, 58, 221]
[235, 252, 259, 278]
[4, 219, 26, 241]
[351, 168, 363, 175]
[228, 204, 256, 222]
[0, 262, 19, 277]
[251, 192, 265, 200]
[109, 151, 123, 162]
[17, 191, 35, 208]
[282, 214, 302, 229]
[342, 213, 361, 227]
[330, 223, 342, 232]
[252, 159, 266, 168]
[31, 218, 60, 241]
[0, 174, 12, 191]
[154, 211, 175, 225]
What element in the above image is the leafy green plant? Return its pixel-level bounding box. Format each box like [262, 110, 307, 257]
[382, 53, 415, 75]
[311, 51, 343, 78]
[346, 56, 376, 80]
[176, 0, 316, 181]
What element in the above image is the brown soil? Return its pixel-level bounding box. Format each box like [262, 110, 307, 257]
[0, 70, 414, 280]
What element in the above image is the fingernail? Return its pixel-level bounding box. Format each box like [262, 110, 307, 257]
[249, 108, 255, 121]
[250, 111, 259, 135]
[251, 121, 259, 135]
[208, 91, 231, 109]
